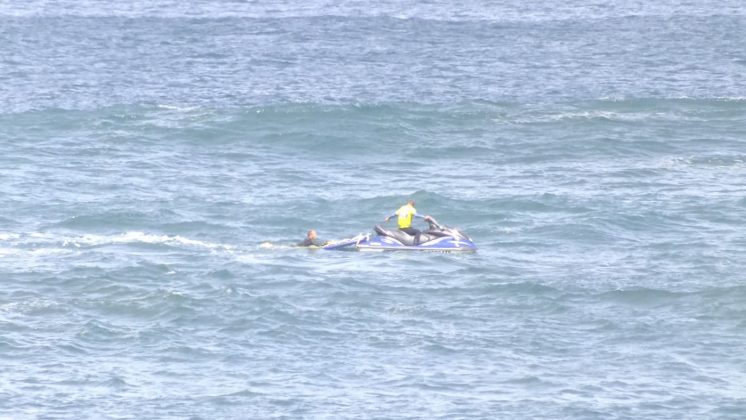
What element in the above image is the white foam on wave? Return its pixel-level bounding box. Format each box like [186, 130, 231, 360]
[0, 247, 19, 257]
[0, 231, 278, 270]
[156, 104, 201, 112]
[598, 95, 746, 102]
[529, 110, 676, 123]
[0, 231, 235, 258]
[0, 247, 69, 258]
[257, 242, 295, 250]
[0, 298, 58, 315]
[656, 155, 746, 171]
[62, 231, 235, 251]
[0, 232, 21, 241]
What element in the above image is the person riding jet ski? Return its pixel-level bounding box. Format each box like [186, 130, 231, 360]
[383, 199, 433, 245]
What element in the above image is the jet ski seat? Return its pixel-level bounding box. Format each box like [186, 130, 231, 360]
[374, 225, 416, 246]
[422, 228, 449, 237]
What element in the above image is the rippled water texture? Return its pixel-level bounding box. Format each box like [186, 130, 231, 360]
[2, 1, 746, 418]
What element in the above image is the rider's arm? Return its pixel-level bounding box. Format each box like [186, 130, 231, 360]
[415, 213, 434, 222]
[415, 213, 434, 221]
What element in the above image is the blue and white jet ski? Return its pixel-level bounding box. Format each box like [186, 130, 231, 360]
[323, 218, 477, 252]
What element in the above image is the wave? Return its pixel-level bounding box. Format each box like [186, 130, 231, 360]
[597, 287, 687, 305]
[0, 230, 234, 252]
[0, 232, 21, 241]
[657, 154, 746, 168]
[0, 229, 304, 270]
[3, 97, 744, 128]
[61, 231, 234, 251]
[53, 212, 154, 230]
[596, 284, 746, 304]
[48, 211, 233, 236]
[3, 2, 745, 21]
[0, 297, 62, 316]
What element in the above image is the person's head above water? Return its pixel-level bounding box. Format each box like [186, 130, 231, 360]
[307, 230, 317, 240]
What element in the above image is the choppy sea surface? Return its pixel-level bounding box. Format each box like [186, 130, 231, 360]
[2, 1, 746, 418]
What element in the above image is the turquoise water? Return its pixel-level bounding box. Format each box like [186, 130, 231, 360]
[2, 2, 746, 418]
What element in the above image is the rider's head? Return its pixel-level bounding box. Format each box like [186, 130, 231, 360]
[307, 230, 317, 240]
[407, 199, 415, 207]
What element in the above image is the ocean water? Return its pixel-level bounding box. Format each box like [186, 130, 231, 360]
[2, 1, 746, 418]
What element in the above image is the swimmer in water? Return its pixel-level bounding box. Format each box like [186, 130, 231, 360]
[298, 229, 324, 247]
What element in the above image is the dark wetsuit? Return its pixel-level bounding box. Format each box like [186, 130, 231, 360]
[299, 238, 323, 247]
[399, 227, 421, 245]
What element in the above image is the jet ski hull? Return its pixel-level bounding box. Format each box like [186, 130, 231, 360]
[356, 235, 477, 252]
[322, 219, 477, 252]
[323, 234, 477, 252]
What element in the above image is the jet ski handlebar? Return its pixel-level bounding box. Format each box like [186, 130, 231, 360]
[426, 216, 443, 230]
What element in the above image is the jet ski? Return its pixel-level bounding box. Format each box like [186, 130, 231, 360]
[323, 218, 476, 252]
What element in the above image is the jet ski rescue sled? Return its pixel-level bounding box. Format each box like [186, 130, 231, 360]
[323, 218, 476, 252]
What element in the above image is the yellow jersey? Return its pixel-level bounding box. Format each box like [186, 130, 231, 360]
[395, 204, 417, 229]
